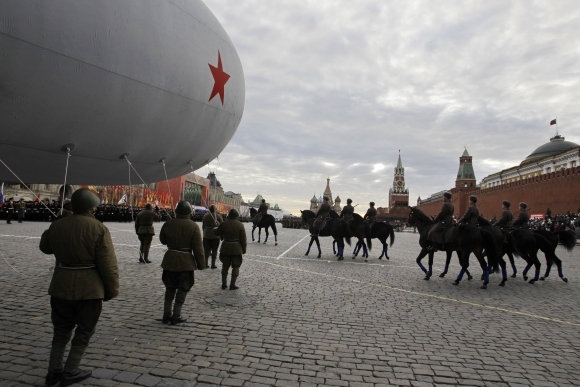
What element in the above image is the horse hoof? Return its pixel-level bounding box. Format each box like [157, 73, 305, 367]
[453, 280, 459, 286]
[423, 275, 430, 280]
[563, 277, 568, 283]
[364, 259, 368, 263]
[523, 276, 528, 281]
[386, 256, 390, 260]
[510, 274, 516, 278]
[499, 282, 505, 287]
[275, 243, 278, 246]
[439, 273, 445, 278]
[378, 257, 382, 260]
[304, 253, 309, 256]
[317, 254, 321, 258]
[539, 277, 545, 281]
[480, 284, 487, 289]
[528, 280, 535, 284]
[263, 242, 266, 244]
[467, 275, 473, 281]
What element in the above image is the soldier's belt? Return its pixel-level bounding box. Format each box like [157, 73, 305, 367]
[57, 263, 97, 270]
[168, 247, 191, 252]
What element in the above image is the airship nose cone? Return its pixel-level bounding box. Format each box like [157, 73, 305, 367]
[0, 0, 245, 184]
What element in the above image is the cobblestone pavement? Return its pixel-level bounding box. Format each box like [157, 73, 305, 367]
[1, 221, 580, 387]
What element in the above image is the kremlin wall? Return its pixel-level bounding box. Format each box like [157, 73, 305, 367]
[417, 133, 580, 220]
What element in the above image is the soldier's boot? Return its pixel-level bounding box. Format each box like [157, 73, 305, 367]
[211, 255, 217, 269]
[164, 289, 175, 323]
[229, 275, 239, 290]
[171, 291, 187, 325]
[221, 274, 228, 290]
[144, 243, 152, 263]
[46, 342, 67, 386]
[61, 345, 92, 387]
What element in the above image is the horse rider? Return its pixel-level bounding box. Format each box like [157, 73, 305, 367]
[427, 191, 454, 249]
[159, 201, 205, 325]
[202, 205, 223, 269]
[214, 208, 247, 290]
[341, 198, 354, 223]
[314, 197, 332, 231]
[512, 202, 530, 230]
[457, 195, 479, 226]
[135, 203, 160, 263]
[254, 199, 269, 224]
[363, 202, 377, 226]
[493, 200, 513, 230]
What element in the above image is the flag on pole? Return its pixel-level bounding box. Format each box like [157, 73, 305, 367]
[0, 182, 4, 204]
[36, 192, 41, 202]
[117, 194, 127, 205]
[550, 119, 557, 125]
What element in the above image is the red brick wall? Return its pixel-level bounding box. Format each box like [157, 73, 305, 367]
[417, 168, 580, 220]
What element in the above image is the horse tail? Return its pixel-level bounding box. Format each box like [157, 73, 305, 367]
[366, 224, 372, 251]
[505, 231, 521, 258]
[388, 224, 395, 247]
[343, 221, 352, 246]
[481, 228, 500, 273]
[556, 230, 576, 251]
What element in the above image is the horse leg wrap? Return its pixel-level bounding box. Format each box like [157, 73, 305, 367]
[533, 268, 540, 281]
[442, 264, 449, 275]
[558, 267, 564, 278]
[483, 271, 489, 284]
[501, 267, 507, 279]
[544, 266, 552, 278]
[456, 268, 466, 281]
[523, 264, 532, 276]
[418, 262, 427, 273]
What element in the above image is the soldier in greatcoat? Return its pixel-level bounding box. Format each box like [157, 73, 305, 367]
[341, 198, 355, 223]
[363, 202, 377, 224]
[5, 197, 14, 224]
[254, 199, 269, 223]
[214, 208, 247, 290]
[314, 197, 332, 231]
[135, 203, 160, 263]
[202, 205, 223, 269]
[457, 195, 479, 226]
[493, 200, 513, 230]
[427, 191, 454, 248]
[39, 188, 119, 387]
[17, 198, 26, 222]
[159, 201, 205, 325]
[512, 202, 530, 229]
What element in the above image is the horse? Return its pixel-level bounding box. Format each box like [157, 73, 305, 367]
[352, 216, 395, 260]
[534, 229, 575, 282]
[406, 207, 499, 289]
[300, 210, 351, 260]
[249, 207, 278, 245]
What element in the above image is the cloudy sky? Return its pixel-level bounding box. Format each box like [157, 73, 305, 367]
[195, 0, 580, 216]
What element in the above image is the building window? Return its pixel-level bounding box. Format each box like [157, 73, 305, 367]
[572, 161, 577, 168]
[546, 167, 551, 173]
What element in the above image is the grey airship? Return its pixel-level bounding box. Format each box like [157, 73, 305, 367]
[0, 0, 245, 185]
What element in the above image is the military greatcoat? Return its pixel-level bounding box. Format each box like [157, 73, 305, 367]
[39, 212, 119, 301]
[428, 201, 455, 243]
[494, 209, 513, 230]
[512, 209, 530, 230]
[202, 212, 223, 239]
[159, 216, 205, 271]
[341, 204, 354, 222]
[458, 203, 479, 226]
[364, 206, 377, 222]
[135, 209, 160, 235]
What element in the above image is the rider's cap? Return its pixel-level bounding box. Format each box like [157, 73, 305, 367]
[469, 195, 477, 202]
[443, 192, 452, 199]
[323, 197, 329, 201]
[369, 202, 375, 206]
[261, 199, 265, 203]
[519, 202, 527, 209]
[502, 200, 511, 208]
[347, 198, 352, 204]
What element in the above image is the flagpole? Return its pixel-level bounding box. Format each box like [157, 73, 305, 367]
[556, 116, 558, 136]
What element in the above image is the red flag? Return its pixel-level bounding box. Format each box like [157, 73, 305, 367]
[550, 119, 557, 125]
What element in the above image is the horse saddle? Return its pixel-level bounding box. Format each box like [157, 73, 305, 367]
[314, 215, 329, 231]
[429, 224, 454, 245]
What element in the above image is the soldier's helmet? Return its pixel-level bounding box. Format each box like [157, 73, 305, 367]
[175, 201, 193, 215]
[228, 208, 239, 219]
[502, 200, 511, 208]
[370, 202, 375, 206]
[443, 192, 452, 199]
[209, 205, 216, 212]
[519, 202, 527, 209]
[145, 203, 153, 210]
[469, 195, 478, 203]
[323, 197, 329, 201]
[71, 188, 100, 213]
[347, 198, 353, 204]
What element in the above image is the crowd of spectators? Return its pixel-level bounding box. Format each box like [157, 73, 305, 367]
[0, 200, 217, 223]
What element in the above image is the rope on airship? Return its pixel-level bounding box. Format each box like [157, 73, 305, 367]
[160, 159, 175, 215]
[0, 158, 58, 218]
[59, 148, 71, 216]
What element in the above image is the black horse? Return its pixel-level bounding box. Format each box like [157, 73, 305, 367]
[534, 229, 575, 282]
[249, 208, 278, 245]
[347, 213, 372, 261]
[407, 207, 499, 289]
[300, 210, 351, 260]
[352, 216, 395, 260]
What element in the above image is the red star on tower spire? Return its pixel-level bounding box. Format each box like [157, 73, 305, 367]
[208, 51, 230, 105]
